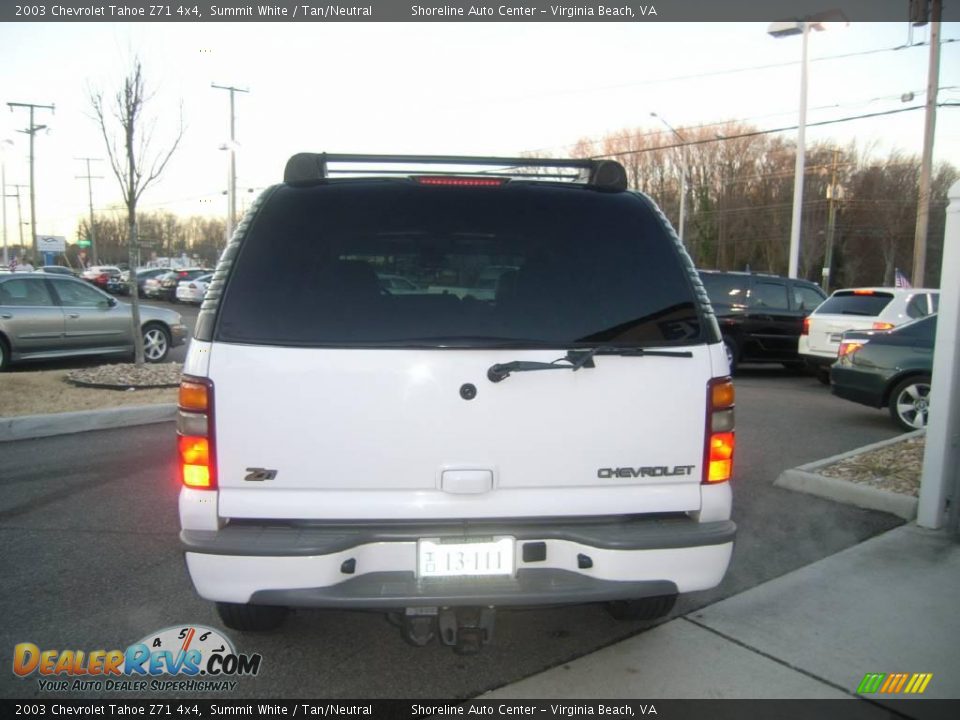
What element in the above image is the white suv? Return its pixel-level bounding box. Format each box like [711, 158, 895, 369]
[799, 287, 939, 383]
[177, 154, 736, 651]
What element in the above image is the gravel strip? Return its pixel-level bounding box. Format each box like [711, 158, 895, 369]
[818, 435, 923, 497]
[66, 362, 184, 390]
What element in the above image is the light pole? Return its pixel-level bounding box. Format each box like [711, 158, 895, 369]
[650, 112, 687, 246]
[768, 10, 847, 279]
[212, 83, 249, 244]
[7, 102, 55, 263]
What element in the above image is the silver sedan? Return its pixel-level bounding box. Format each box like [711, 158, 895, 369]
[0, 274, 187, 371]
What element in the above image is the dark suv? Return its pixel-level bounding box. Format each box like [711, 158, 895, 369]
[698, 270, 826, 373]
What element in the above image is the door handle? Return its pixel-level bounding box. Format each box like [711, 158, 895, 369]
[1, 313, 11, 319]
[68, 313, 80, 319]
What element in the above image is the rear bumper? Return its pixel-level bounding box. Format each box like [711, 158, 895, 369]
[182, 517, 735, 608]
[830, 367, 885, 408]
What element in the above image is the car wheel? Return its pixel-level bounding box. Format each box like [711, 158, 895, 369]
[142, 323, 171, 363]
[606, 594, 677, 622]
[888, 376, 932, 431]
[216, 602, 289, 632]
[0, 335, 10, 372]
[816, 367, 831, 386]
[722, 337, 738, 375]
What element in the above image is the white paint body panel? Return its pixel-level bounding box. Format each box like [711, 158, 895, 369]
[205, 345, 714, 520]
[185, 541, 734, 604]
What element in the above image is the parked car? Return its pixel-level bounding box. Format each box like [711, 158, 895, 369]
[698, 270, 826, 373]
[80, 265, 123, 291]
[0, 274, 187, 370]
[376, 273, 420, 294]
[175, 273, 213, 304]
[146, 268, 210, 302]
[36, 265, 78, 277]
[830, 315, 937, 431]
[177, 152, 736, 647]
[110, 267, 172, 297]
[799, 287, 939, 383]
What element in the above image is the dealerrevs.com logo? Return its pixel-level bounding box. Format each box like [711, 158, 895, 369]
[13, 625, 262, 693]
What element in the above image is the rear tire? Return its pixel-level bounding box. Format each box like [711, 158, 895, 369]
[722, 337, 738, 375]
[0, 335, 10, 371]
[216, 602, 289, 632]
[606, 594, 677, 622]
[816, 367, 831, 386]
[888, 376, 932, 431]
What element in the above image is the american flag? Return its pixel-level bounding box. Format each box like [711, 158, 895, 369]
[894, 268, 912, 289]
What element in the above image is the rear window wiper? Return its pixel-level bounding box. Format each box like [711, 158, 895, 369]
[487, 345, 693, 383]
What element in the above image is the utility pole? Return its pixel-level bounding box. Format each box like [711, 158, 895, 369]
[1, 139, 12, 266]
[7, 102, 55, 262]
[75, 157, 104, 265]
[911, 0, 942, 288]
[7, 184, 28, 248]
[211, 83, 249, 243]
[821, 149, 842, 292]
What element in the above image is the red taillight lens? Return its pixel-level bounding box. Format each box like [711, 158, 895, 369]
[178, 376, 215, 489]
[414, 176, 506, 187]
[704, 378, 735, 484]
[838, 341, 865, 358]
[802, 317, 810, 336]
[872, 322, 894, 330]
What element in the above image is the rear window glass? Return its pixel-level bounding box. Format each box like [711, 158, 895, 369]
[698, 273, 748, 307]
[216, 182, 703, 347]
[816, 291, 894, 317]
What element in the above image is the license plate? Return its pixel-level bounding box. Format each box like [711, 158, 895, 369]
[829, 333, 843, 343]
[417, 537, 515, 578]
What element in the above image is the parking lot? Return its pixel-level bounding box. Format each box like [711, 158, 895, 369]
[0, 360, 904, 699]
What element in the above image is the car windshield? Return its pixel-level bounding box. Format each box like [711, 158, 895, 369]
[216, 182, 704, 348]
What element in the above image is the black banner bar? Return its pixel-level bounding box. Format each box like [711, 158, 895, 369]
[3, 699, 960, 720]
[2, 1, 958, 23]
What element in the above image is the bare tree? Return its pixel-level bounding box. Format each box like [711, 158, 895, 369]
[91, 58, 184, 364]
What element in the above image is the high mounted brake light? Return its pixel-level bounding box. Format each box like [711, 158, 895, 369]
[853, 289, 876, 295]
[704, 378, 735, 484]
[178, 376, 216, 489]
[414, 176, 506, 187]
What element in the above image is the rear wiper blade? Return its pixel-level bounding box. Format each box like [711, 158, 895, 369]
[487, 345, 693, 383]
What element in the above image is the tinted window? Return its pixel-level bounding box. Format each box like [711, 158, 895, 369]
[0, 278, 55, 307]
[751, 281, 789, 310]
[698, 273, 748, 307]
[817, 291, 894, 316]
[794, 284, 825, 311]
[217, 183, 703, 347]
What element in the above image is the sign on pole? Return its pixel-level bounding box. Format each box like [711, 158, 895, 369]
[37, 235, 67, 253]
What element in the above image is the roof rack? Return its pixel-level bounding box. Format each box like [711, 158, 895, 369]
[283, 153, 628, 192]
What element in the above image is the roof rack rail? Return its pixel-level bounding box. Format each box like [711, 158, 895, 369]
[283, 153, 628, 191]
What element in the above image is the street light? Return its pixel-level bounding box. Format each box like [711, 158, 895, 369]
[650, 112, 687, 245]
[768, 9, 848, 279]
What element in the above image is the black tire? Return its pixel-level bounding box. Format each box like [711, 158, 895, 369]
[888, 375, 932, 431]
[606, 594, 677, 622]
[722, 337, 738, 375]
[781, 361, 806, 373]
[216, 602, 289, 632]
[816, 367, 831, 386]
[0, 334, 10, 372]
[141, 323, 171, 363]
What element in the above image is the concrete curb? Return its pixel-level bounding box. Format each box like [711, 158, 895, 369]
[774, 430, 923, 520]
[0, 404, 176, 443]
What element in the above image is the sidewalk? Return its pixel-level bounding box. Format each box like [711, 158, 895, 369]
[486, 524, 959, 705]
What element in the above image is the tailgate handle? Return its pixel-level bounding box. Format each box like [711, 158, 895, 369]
[441, 469, 493, 495]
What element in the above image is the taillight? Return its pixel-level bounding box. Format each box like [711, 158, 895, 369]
[704, 377, 735, 484]
[872, 322, 894, 330]
[838, 340, 866, 358]
[802, 317, 810, 336]
[178, 376, 215, 489]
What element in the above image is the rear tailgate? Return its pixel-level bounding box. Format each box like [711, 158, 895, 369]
[211, 345, 712, 520]
[807, 291, 896, 357]
[807, 313, 876, 356]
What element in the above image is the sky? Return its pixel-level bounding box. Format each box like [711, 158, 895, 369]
[0, 18, 958, 248]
